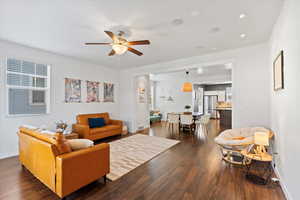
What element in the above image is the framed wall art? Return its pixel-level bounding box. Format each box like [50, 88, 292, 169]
[103, 82, 114, 102]
[86, 81, 100, 103]
[273, 50, 284, 91]
[65, 78, 81, 103]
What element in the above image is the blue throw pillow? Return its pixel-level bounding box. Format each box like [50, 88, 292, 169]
[88, 118, 106, 128]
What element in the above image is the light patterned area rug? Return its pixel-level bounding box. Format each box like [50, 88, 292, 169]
[107, 134, 180, 181]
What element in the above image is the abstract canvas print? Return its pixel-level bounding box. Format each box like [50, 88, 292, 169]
[104, 82, 114, 102]
[65, 78, 81, 103]
[138, 87, 146, 103]
[86, 81, 100, 103]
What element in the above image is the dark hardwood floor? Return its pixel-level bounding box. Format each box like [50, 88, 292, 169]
[0, 120, 286, 200]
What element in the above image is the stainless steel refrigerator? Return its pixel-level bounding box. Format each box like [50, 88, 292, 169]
[204, 95, 218, 118]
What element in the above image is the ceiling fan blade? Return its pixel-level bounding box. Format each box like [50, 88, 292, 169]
[85, 43, 111, 45]
[104, 31, 116, 40]
[127, 40, 150, 45]
[128, 47, 143, 56]
[108, 49, 116, 56]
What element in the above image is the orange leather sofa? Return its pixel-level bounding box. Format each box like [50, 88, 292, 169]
[18, 127, 110, 198]
[73, 113, 123, 141]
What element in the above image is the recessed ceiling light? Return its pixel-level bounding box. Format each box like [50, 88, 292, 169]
[211, 47, 217, 50]
[191, 11, 200, 16]
[171, 18, 184, 26]
[240, 33, 246, 39]
[196, 45, 205, 49]
[197, 67, 203, 74]
[210, 27, 221, 33]
[239, 13, 246, 19]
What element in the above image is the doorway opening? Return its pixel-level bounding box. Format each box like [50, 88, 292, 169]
[148, 62, 233, 129]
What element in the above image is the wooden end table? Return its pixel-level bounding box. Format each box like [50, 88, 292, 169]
[241, 149, 273, 185]
[64, 133, 79, 139]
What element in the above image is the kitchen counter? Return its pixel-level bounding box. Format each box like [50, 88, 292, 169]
[215, 107, 232, 111]
[215, 108, 232, 128]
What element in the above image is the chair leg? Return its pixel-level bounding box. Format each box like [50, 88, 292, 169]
[104, 175, 107, 184]
[204, 125, 208, 136]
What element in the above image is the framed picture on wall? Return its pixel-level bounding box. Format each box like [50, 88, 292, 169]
[65, 78, 82, 103]
[273, 50, 284, 91]
[138, 87, 146, 103]
[103, 82, 114, 102]
[86, 81, 100, 103]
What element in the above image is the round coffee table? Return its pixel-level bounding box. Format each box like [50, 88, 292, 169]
[241, 149, 273, 185]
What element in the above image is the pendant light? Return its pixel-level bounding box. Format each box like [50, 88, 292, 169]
[182, 70, 192, 92]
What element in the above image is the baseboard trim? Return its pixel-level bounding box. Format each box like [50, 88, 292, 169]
[0, 152, 18, 160]
[136, 127, 150, 133]
[273, 166, 293, 200]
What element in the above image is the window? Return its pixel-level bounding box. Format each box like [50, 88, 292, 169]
[29, 90, 46, 106]
[6, 58, 50, 115]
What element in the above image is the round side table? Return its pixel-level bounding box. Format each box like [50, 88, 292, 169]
[241, 149, 273, 185]
[64, 132, 79, 139]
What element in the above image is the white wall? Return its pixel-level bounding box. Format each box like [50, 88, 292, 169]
[134, 75, 150, 130]
[0, 40, 120, 159]
[120, 43, 270, 131]
[269, 1, 300, 199]
[155, 78, 192, 120]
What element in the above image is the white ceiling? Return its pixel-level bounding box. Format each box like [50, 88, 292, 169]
[151, 64, 232, 80]
[0, 0, 283, 69]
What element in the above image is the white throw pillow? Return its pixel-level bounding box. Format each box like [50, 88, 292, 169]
[67, 139, 94, 151]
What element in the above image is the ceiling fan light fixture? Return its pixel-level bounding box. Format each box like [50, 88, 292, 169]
[112, 44, 128, 55]
[197, 67, 203, 74]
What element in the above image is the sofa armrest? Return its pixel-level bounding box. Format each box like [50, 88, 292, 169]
[56, 143, 109, 198]
[110, 119, 123, 127]
[72, 124, 90, 138]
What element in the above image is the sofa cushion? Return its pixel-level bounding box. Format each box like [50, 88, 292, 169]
[67, 139, 94, 150]
[90, 125, 121, 135]
[77, 113, 111, 125]
[88, 118, 106, 128]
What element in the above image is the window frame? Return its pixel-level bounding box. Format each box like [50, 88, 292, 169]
[5, 57, 51, 117]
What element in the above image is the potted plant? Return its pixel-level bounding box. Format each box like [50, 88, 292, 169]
[184, 105, 192, 114]
[55, 120, 68, 134]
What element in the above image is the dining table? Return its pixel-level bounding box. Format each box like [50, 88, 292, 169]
[167, 112, 203, 121]
[166, 112, 203, 132]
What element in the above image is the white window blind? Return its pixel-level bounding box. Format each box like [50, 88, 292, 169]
[6, 58, 50, 115]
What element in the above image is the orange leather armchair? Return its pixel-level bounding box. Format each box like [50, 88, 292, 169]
[18, 127, 109, 198]
[73, 113, 123, 141]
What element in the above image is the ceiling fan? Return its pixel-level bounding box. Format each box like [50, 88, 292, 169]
[85, 31, 150, 56]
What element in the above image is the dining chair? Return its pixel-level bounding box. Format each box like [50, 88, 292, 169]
[180, 114, 194, 134]
[195, 114, 211, 135]
[166, 113, 180, 133]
